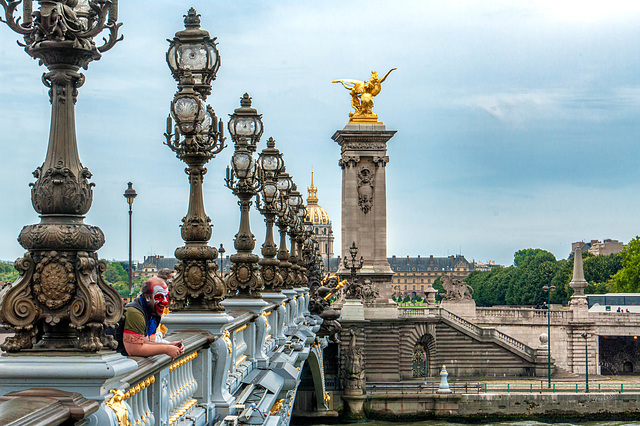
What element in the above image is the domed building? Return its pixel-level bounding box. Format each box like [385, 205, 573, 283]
[305, 172, 334, 261]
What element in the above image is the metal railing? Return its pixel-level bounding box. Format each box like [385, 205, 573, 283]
[367, 381, 640, 394]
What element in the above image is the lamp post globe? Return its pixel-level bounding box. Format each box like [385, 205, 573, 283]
[228, 93, 264, 150]
[166, 8, 220, 98]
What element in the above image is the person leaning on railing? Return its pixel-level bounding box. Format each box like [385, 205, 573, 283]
[115, 276, 184, 360]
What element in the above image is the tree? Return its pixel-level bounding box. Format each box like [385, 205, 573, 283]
[0, 262, 18, 283]
[611, 237, 640, 293]
[102, 261, 128, 284]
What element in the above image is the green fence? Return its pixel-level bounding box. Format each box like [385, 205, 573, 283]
[483, 382, 640, 393]
[367, 382, 640, 394]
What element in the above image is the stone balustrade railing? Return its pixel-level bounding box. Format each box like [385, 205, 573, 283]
[399, 305, 537, 361]
[476, 307, 572, 322]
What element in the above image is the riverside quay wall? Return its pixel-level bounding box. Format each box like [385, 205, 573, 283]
[364, 392, 640, 420]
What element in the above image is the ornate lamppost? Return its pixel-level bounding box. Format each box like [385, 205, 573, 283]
[275, 171, 294, 290]
[225, 94, 264, 298]
[123, 182, 137, 296]
[344, 242, 364, 299]
[0, 1, 123, 352]
[257, 137, 286, 293]
[287, 185, 304, 287]
[542, 284, 556, 387]
[164, 9, 226, 311]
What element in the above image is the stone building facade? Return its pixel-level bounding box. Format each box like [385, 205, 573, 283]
[389, 255, 474, 295]
[133, 255, 178, 279]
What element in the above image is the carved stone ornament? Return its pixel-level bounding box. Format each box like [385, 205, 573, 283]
[227, 252, 264, 297]
[343, 142, 386, 151]
[344, 327, 366, 395]
[361, 280, 379, 305]
[0, 251, 122, 352]
[356, 166, 374, 214]
[338, 154, 360, 169]
[440, 275, 474, 301]
[170, 255, 226, 312]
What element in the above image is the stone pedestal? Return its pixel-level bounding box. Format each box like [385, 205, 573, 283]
[0, 352, 137, 401]
[221, 297, 270, 315]
[440, 299, 476, 320]
[333, 124, 396, 294]
[340, 300, 366, 322]
[162, 311, 233, 335]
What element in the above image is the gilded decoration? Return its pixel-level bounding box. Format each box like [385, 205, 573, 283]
[105, 389, 131, 426]
[332, 68, 396, 124]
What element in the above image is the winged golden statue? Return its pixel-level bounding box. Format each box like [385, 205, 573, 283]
[332, 68, 396, 124]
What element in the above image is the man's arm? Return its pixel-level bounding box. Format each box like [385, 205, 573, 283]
[123, 333, 183, 359]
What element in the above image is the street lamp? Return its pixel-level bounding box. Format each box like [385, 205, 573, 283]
[257, 137, 286, 292]
[275, 171, 294, 289]
[542, 284, 556, 387]
[225, 94, 264, 297]
[219, 243, 226, 275]
[581, 332, 589, 393]
[164, 9, 226, 311]
[344, 242, 364, 299]
[0, 1, 123, 352]
[123, 182, 137, 296]
[287, 185, 305, 287]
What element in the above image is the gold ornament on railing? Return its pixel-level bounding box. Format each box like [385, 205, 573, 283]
[105, 389, 131, 426]
[221, 330, 232, 354]
[332, 68, 396, 124]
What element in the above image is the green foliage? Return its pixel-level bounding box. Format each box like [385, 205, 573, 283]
[432, 277, 444, 302]
[467, 248, 622, 307]
[102, 261, 129, 284]
[611, 237, 640, 293]
[0, 261, 18, 283]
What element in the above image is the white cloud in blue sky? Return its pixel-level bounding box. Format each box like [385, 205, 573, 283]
[1, 0, 640, 266]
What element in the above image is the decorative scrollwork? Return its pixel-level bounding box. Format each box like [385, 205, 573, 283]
[30, 161, 94, 215]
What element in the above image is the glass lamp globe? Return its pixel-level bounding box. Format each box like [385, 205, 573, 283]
[232, 152, 255, 179]
[167, 8, 220, 95]
[172, 93, 205, 134]
[277, 172, 292, 194]
[228, 93, 264, 149]
[261, 183, 279, 204]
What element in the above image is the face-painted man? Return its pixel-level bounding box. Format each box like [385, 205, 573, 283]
[148, 281, 169, 317]
[118, 277, 183, 359]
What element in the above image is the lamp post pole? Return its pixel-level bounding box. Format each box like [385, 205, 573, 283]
[219, 243, 225, 275]
[542, 284, 556, 387]
[581, 332, 589, 393]
[124, 182, 137, 296]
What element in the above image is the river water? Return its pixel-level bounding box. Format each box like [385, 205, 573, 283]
[301, 421, 640, 426]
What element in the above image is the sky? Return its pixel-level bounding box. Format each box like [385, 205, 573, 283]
[1, 0, 640, 267]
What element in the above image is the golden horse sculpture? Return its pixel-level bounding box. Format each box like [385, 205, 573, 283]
[332, 68, 396, 124]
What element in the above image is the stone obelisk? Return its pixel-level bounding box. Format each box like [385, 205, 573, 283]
[332, 69, 397, 295]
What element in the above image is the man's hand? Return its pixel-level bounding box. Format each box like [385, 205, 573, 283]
[165, 344, 182, 360]
[170, 339, 185, 356]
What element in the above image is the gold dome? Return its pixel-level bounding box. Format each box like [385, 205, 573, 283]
[306, 171, 331, 225]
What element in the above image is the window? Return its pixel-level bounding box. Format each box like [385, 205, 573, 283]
[315, 228, 318, 235]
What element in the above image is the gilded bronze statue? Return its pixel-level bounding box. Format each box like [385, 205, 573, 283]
[332, 68, 396, 123]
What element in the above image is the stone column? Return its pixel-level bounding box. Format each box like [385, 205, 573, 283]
[333, 123, 396, 296]
[569, 242, 589, 319]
